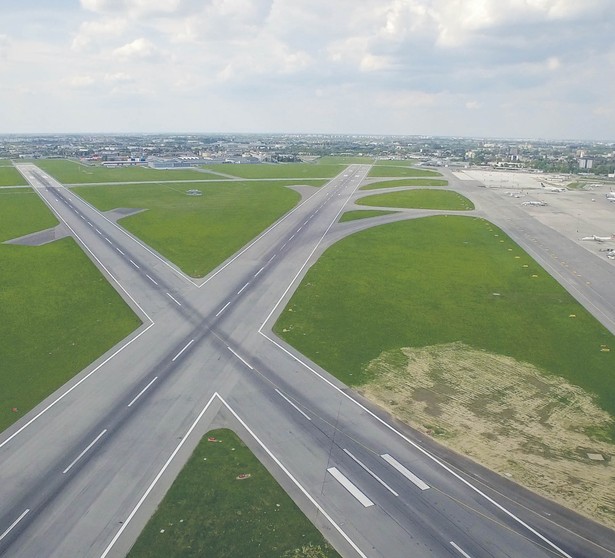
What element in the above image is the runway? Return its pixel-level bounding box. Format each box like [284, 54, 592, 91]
[1, 163, 613, 557]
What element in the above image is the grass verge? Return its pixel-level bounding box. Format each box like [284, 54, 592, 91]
[128, 428, 341, 558]
[339, 210, 396, 222]
[0, 166, 27, 186]
[0, 190, 141, 432]
[357, 190, 474, 210]
[73, 181, 303, 277]
[274, 216, 615, 431]
[368, 166, 441, 178]
[316, 156, 375, 165]
[360, 178, 448, 190]
[204, 163, 346, 180]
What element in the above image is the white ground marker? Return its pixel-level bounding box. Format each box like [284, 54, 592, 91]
[381, 454, 430, 491]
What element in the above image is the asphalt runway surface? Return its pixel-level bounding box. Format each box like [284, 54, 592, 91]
[1, 163, 614, 557]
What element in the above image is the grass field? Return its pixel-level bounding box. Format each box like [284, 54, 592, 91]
[274, 216, 615, 432]
[0, 165, 27, 186]
[361, 178, 448, 190]
[34, 159, 216, 184]
[128, 429, 340, 558]
[373, 159, 418, 166]
[316, 156, 375, 165]
[73, 181, 303, 277]
[0, 189, 140, 433]
[368, 166, 441, 178]
[357, 190, 474, 210]
[204, 163, 346, 180]
[339, 210, 396, 222]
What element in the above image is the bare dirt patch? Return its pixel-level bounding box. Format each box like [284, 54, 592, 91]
[361, 342, 615, 528]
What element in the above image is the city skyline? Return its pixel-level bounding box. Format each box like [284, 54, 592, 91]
[1, 0, 614, 140]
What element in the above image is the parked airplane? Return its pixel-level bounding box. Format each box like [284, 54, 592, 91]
[606, 192, 615, 202]
[581, 234, 615, 242]
[541, 182, 566, 192]
[522, 201, 547, 206]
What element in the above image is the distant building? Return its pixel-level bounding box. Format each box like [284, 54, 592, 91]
[578, 157, 594, 169]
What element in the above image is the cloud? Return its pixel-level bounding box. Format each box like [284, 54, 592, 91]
[80, 0, 182, 18]
[112, 37, 160, 61]
[67, 75, 97, 89]
[0, 34, 10, 60]
[72, 18, 127, 51]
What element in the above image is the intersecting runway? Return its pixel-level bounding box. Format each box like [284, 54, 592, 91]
[1, 164, 613, 557]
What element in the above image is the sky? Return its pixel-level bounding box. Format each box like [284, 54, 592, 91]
[0, 0, 614, 139]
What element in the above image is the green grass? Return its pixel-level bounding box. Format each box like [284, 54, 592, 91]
[357, 190, 474, 210]
[73, 181, 303, 277]
[128, 429, 340, 558]
[368, 166, 441, 178]
[374, 159, 418, 166]
[34, 159, 216, 184]
[0, 166, 27, 186]
[274, 216, 615, 431]
[361, 178, 448, 190]
[204, 163, 346, 180]
[316, 156, 375, 165]
[0, 190, 140, 433]
[339, 210, 396, 222]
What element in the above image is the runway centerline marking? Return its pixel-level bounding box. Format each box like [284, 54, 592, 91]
[228, 347, 253, 369]
[0, 509, 30, 543]
[343, 449, 398, 496]
[381, 454, 429, 491]
[127, 377, 158, 407]
[166, 293, 181, 306]
[116, 248, 124, 256]
[129, 259, 139, 269]
[237, 282, 250, 295]
[146, 274, 158, 286]
[327, 467, 374, 508]
[450, 541, 473, 558]
[254, 267, 265, 277]
[63, 429, 107, 474]
[172, 339, 194, 362]
[215, 301, 231, 317]
[104, 237, 112, 244]
[275, 389, 311, 421]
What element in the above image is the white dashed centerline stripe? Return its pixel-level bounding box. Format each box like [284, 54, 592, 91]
[215, 301, 231, 317]
[0, 509, 30, 543]
[381, 454, 429, 491]
[228, 347, 253, 369]
[166, 293, 181, 306]
[275, 389, 311, 421]
[327, 467, 374, 507]
[254, 266, 265, 277]
[146, 274, 158, 286]
[62, 429, 107, 474]
[172, 339, 194, 362]
[343, 449, 398, 496]
[95, 228, 101, 234]
[116, 248, 124, 255]
[105, 237, 112, 244]
[237, 282, 250, 295]
[127, 377, 158, 408]
[129, 260, 139, 269]
[450, 541, 473, 558]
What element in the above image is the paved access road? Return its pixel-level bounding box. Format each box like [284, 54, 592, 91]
[1, 164, 613, 558]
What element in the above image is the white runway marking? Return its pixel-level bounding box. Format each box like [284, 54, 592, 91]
[127, 377, 158, 407]
[63, 429, 107, 474]
[129, 259, 139, 269]
[104, 237, 112, 244]
[166, 293, 181, 306]
[0, 509, 30, 543]
[254, 266, 265, 277]
[172, 339, 194, 362]
[381, 454, 430, 491]
[95, 228, 101, 234]
[327, 467, 374, 507]
[450, 541, 473, 558]
[343, 449, 398, 496]
[116, 248, 124, 255]
[275, 389, 311, 421]
[237, 282, 250, 295]
[215, 301, 231, 317]
[146, 274, 158, 285]
[228, 347, 253, 369]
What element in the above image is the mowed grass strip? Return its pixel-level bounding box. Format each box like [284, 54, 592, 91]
[317, 156, 375, 165]
[368, 165, 441, 178]
[35, 159, 216, 184]
[0, 166, 27, 186]
[73, 181, 302, 277]
[274, 216, 615, 428]
[339, 210, 396, 222]
[0, 191, 140, 432]
[361, 178, 448, 190]
[128, 429, 341, 558]
[204, 163, 346, 180]
[357, 190, 474, 210]
[373, 159, 419, 166]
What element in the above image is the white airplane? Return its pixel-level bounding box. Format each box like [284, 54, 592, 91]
[581, 234, 615, 242]
[522, 201, 547, 206]
[606, 192, 615, 202]
[541, 182, 566, 192]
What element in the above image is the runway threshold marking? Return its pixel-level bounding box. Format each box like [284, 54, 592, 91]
[127, 377, 158, 407]
[274, 389, 311, 421]
[381, 454, 429, 490]
[228, 347, 253, 369]
[62, 429, 108, 474]
[0, 509, 30, 543]
[450, 541, 473, 558]
[166, 293, 181, 306]
[146, 274, 158, 285]
[343, 449, 398, 496]
[215, 301, 231, 317]
[172, 339, 195, 362]
[327, 467, 374, 507]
